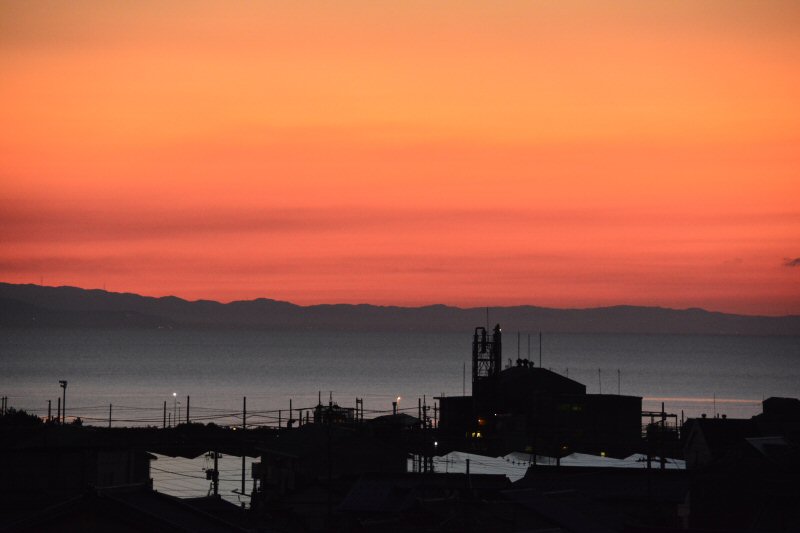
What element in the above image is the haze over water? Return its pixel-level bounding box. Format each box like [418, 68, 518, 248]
[3, 328, 798, 424]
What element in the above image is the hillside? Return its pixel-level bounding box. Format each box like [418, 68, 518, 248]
[1, 282, 798, 335]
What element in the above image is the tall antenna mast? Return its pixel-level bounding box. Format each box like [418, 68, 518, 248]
[539, 332, 542, 368]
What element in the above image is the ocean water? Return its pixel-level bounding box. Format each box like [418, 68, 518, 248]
[2, 328, 799, 425]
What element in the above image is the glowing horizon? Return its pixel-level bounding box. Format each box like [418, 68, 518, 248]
[2, 2, 799, 316]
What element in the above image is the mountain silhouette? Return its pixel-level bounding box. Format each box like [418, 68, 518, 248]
[0, 282, 798, 335]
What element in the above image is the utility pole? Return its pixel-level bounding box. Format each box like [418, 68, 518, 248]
[59, 380, 67, 424]
[242, 396, 246, 500]
[163, 401, 167, 428]
[186, 395, 190, 424]
[47, 400, 52, 422]
[172, 392, 177, 428]
[213, 452, 219, 495]
[539, 332, 542, 368]
[108, 404, 112, 428]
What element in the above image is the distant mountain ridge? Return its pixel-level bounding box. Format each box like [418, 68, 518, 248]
[1, 282, 798, 335]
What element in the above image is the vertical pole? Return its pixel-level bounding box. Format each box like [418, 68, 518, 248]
[186, 395, 190, 424]
[62, 382, 66, 423]
[163, 401, 166, 428]
[48, 400, 52, 422]
[57, 397, 61, 424]
[326, 411, 332, 527]
[289, 399, 293, 426]
[242, 396, 246, 499]
[213, 451, 219, 496]
[279, 409, 282, 428]
[660, 402, 666, 470]
[109, 404, 112, 428]
[539, 332, 542, 368]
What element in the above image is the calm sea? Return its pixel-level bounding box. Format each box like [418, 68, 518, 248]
[2, 328, 799, 425]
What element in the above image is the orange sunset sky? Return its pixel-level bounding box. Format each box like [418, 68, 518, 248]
[1, 2, 799, 315]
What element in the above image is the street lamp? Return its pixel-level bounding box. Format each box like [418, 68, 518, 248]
[172, 392, 177, 428]
[59, 380, 67, 424]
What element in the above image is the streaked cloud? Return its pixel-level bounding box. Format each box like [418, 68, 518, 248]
[1, 2, 799, 315]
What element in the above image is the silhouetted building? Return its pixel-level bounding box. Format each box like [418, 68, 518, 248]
[438, 325, 642, 457]
[252, 424, 406, 499]
[313, 402, 355, 425]
[683, 396, 800, 470]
